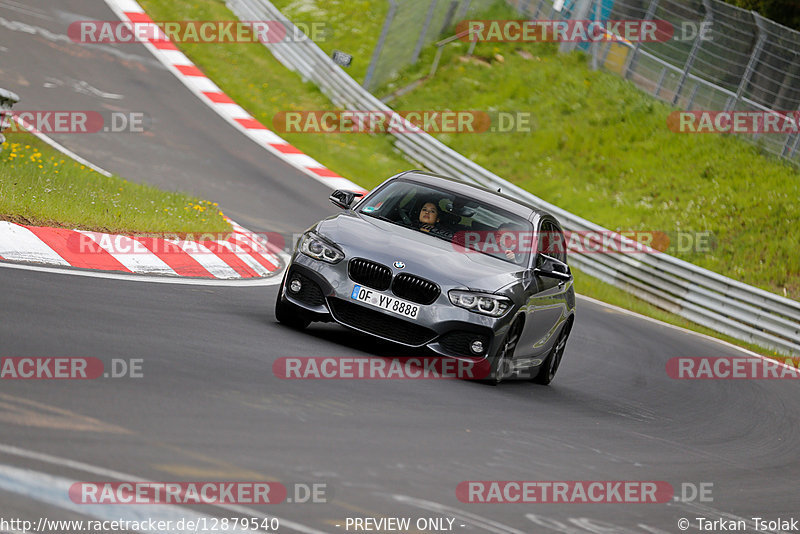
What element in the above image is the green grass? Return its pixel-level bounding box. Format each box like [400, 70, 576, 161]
[137, 0, 798, 358]
[390, 38, 800, 298]
[138, 0, 409, 188]
[277, 0, 800, 299]
[274, 0, 388, 84]
[571, 265, 794, 362]
[0, 132, 229, 234]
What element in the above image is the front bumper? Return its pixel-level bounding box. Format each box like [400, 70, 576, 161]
[281, 255, 509, 360]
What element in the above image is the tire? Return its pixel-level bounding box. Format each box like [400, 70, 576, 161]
[533, 322, 570, 385]
[275, 275, 311, 330]
[488, 319, 523, 385]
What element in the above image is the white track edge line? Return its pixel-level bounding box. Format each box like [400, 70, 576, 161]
[0, 259, 284, 286]
[0, 443, 330, 534]
[12, 116, 112, 177]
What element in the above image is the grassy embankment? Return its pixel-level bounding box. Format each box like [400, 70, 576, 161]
[139, 0, 799, 359]
[0, 129, 228, 234]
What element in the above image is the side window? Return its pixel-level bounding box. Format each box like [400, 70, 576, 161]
[539, 221, 567, 263]
[550, 225, 567, 263]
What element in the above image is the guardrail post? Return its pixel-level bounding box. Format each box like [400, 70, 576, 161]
[363, 0, 398, 90]
[0, 88, 20, 151]
[672, 0, 713, 105]
[623, 0, 658, 80]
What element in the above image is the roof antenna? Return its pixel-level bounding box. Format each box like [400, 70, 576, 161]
[497, 188, 502, 193]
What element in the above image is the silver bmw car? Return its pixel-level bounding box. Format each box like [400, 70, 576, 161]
[275, 171, 575, 384]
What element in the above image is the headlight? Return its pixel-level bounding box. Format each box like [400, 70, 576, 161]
[449, 290, 511, 317]
[299, 232, 344, 264]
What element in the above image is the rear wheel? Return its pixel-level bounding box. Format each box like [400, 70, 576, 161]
[275, 274, 311, 330]
[533, 322, 570, 385]
[488, 319, 523, 385]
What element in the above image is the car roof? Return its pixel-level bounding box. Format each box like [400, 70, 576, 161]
[389, 170, 550, 222]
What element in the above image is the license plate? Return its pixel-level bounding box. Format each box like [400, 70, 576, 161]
[350, 285, 420, 320]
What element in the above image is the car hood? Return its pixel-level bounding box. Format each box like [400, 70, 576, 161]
[316, 212, 525, 291]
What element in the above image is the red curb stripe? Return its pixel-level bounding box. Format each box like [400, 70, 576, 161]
[235, 118, 267, 130]
[200, 241, 259, 278]
[269, 143, 303, 154]
[124, 12, 153, 23]
[244, 249, 279, 272]
[237, 232, 284, 256]
[176, 65, 206, 77]
[134, 237, 215, 278]
[25, 227, 131, 272]
[203, 92, 236, 104]
[308, 167, 342, 178]
[228, 236, 279, 272]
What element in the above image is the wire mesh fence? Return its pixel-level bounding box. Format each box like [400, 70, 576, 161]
[363, 0, 485, 91]
[509, 0, 800, 164]
[366, 0, 800, 165]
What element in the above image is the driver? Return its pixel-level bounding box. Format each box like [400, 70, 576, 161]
[416, 201, 453, 239]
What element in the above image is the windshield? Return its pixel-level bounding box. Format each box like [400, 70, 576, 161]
[358, 179, 533, 265]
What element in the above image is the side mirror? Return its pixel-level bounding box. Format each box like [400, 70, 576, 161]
[534, 254, 572, 281]
[329, 190, 364, 210]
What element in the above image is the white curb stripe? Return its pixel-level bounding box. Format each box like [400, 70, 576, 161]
[0, 221, 280, 279]
[213, 240, 272, 277]
[78, 231, 177, 276]
[102, 0, 366, 195]
[168, 239, 241, 279]
[0, 222, 70, 266]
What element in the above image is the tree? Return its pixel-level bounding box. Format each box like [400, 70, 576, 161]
[723, 0, 800, 30]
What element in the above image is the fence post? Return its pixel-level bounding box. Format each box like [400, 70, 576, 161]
[781, 104, 800, 158]
[363, 0, 398, 90]
[439, 1, 459, 36]
[623, 0, 659, 80]
[412, 0, 439, 64]
[456, 0, 471, 20]
[559, 0, 591, 54]
[672, 0, 712, 106]
[591, 0, 601, 70]
[532, 0, 545, 20]
[728, 11, 766, 112]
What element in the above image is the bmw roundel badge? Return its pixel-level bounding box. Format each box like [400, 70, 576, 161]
[393, 261, 405, 269]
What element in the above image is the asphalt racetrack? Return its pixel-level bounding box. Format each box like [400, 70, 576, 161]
[1, 1, 799, 533]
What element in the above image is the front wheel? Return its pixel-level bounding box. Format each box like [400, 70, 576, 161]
[488, 319, 523, 385]
[275, 276, 311, 330]
[533, 323, 570, 385]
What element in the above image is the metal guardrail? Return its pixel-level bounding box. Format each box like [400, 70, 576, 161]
[227, 0, 800, 358]
[0, 88, 20, 151]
